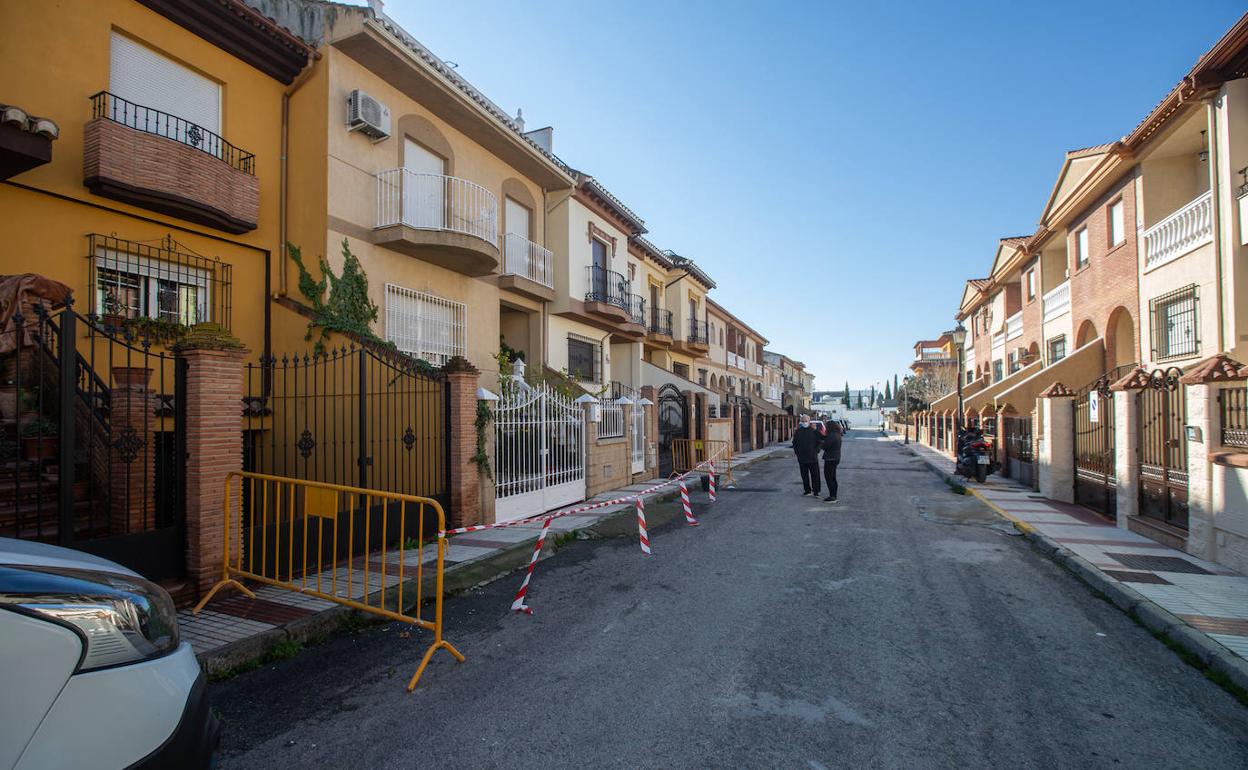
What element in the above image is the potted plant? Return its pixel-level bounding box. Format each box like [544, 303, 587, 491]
[20, 417, 58, 461]
[100, 289, 126, 333]
[111, 365, 152, 389]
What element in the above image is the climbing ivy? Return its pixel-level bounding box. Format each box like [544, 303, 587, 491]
[473, 400, 493, 480]
[288, 239, 391, 354]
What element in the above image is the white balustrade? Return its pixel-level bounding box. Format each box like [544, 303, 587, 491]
[1042, 281, 1070, 324]
[1005, 312, 1023, 342]
[503, 232, 553, 288]
[376, 168, 498, 246]
[1144, 190, 1212, 269]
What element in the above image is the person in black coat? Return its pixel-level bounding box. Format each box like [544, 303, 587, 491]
[791, 415, 821, 496]
[820, 421, 843, 503]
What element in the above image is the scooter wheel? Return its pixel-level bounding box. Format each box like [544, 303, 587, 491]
[975, 464, 987, 483]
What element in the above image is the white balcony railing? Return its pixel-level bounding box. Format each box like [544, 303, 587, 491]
[1042, 280, 1070, 324]
[752, 361, 763, 376]
[502, 232, 553, 288]
[376, 168, 498, 246]
[991, 330, 1006, 352]
[1144, 190, 1213, 269]
[1005, 312, 1023, 342]
[727, 351, 741, 370]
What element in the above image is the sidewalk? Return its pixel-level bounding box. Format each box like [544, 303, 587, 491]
[180, 444, 783, 674]
[893, 433, 1248, 690]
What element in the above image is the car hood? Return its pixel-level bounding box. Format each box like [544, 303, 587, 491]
[0, 538, 139, 577]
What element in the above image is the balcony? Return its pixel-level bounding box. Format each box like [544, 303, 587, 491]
[647, 308, 673, 345]
[677, 318, 710, 355]
[584, 265, 631, 323]
[373, 168, 499, 276]
[83, 92, 258, 233]
[1042, 281, 1070, 323]
[612, 293, 647, 340]
[499, 232, 555, 301]
[1005, 312, 1023, 342]
[1144, 190, 1213, 270]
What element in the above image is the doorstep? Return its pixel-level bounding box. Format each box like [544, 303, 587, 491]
[182, 444, 786, 676]
[891, 432, 1248, 689]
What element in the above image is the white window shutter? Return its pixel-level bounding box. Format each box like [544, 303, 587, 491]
[109, 32, 220, 134]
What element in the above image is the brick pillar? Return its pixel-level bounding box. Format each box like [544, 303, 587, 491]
[1111, 366, 1149, 529]
[1038, 383, 1075, 503]
[1179, 355, 1247, 559]
[108, 366, 155, 534]
[443, 356, 481, 530]
[178, 328, 247, 594]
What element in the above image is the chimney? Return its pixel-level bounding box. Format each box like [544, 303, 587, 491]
[523, 126, 554, 153]
[513, 108, 525, 132]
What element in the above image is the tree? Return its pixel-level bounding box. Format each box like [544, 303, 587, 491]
[904, 366, 958, 412]
[893, 373, 900, 399]
[870, 384, 876, 406]
[843, 381, 850, 404]
[884, 380, 892, 402]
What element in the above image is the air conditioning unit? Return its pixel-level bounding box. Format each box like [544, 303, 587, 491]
[347, 89, 391, 142]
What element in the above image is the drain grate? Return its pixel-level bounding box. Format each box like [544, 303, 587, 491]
[1103, 569, 1172, 585]
[1105, 553, 1213, 575]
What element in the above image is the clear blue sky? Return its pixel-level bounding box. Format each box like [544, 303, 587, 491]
[376, 0, 1243, 392]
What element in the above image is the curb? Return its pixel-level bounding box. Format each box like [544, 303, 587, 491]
[200, 448, 782, 678]
[894, 436, 1248, 695]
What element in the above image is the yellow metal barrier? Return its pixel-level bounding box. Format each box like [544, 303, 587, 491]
[193, 471, 464, 691]
[671, 438, 734, 485]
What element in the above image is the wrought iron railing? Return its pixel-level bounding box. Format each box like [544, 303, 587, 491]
[648, 308, 673, 336]
[585, 265, 630, 310]
[90, 91, 254, 174]
[687, 318, 709, 344]
[627, 293, 647, 326]
[1220, 386, 1248, 449]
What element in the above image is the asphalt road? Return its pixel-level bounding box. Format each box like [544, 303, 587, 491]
[210, 433, 1248, 769]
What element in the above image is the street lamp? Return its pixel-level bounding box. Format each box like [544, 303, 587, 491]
[950, 322, 968, 436]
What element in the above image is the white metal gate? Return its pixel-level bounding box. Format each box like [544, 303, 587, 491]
[630, 403, 646, 474]
[495, 382, 586, 522]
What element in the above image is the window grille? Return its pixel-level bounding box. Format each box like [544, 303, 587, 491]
[384, 283, 466, 366]
[88, 233, 231, 328]
[567, 335, 600, 383]
[1149, 284, 1199, 362]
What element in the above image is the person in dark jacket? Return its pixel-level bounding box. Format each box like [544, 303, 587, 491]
[791, 415, 821, 496]
[821, 421, 843, 503]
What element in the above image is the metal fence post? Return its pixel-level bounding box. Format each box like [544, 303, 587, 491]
[57, 307, 77, 547]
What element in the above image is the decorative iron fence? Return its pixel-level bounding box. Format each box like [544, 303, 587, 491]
[687, 318, 709, 344]
[242, 345, 450, 536]
[494, 380, 586, 522]
[1220, 386, 1248, 449]
[598, 398, 625, 438]
[1138, 367, 1188, 529]
[1, 305, 186, 580]
[90, 91, 254, 174]
[627, 294, 647, 326]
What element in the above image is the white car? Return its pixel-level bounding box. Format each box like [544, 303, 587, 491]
[0, 538, 218, 769]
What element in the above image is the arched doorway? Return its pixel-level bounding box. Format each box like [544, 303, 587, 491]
[1106, 307, 1136, 370]
[657, 384, 687, 478]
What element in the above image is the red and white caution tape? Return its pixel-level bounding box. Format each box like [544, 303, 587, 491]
[679, 477, 699, 526]
[510, 516, 553, 614]
[636, 497, 651, 555]
[439, 449, 728, 615]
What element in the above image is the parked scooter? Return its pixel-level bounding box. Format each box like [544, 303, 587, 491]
[955, 426, 996, 482]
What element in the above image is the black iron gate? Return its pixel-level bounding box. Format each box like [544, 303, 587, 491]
[243, 345, 450, 536]
[1, 306, 186, 580]
[1001, 416, 1034, 488]
[1138, 367, 1188, 529]
[1072, 365, 1130, 520]
[657, 384, 687, 478]
[738, 398, 753, 451]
